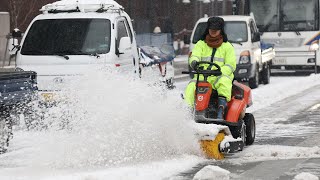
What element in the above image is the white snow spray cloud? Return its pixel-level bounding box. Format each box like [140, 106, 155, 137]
[29, 66, 200, 168]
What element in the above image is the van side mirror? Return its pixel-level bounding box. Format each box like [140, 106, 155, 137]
[12, 28, 22, 38]
[8, 38, 20, 55]
[252, 32, 260, 42]
[9, 28, 22, 55]
[117, 36, 131, 55]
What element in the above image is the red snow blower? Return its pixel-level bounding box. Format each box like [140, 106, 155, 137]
[182, 61, 256, 159]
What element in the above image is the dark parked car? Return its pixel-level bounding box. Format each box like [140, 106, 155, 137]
[0, 69, 37, 153]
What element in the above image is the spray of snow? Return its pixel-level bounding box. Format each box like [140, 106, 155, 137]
[20, 67, 201, 168]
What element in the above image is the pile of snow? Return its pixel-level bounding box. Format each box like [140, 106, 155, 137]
[293, 172, 319, 180]
[193, 123, 231, 140]
[193, 165, 230, 180]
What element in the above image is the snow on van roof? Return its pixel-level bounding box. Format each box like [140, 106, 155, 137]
[40, 0, 124, 13]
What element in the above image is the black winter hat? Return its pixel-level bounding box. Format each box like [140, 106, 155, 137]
[207, 17, 224, 30]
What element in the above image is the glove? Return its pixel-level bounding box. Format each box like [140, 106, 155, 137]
[190, 60, 198, 70]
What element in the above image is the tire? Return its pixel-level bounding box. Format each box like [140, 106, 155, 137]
[244, 113, 255, 145]
[249, 66, 259, 89]
[261, 64, 270, 84]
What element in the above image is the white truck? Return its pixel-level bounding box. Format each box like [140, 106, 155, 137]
[13, 0, 174, 96]
[189, 15, 275, 89]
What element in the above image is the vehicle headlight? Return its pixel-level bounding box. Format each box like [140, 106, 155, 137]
[309, 40, 319, 51]
[239, 51, 250, 64]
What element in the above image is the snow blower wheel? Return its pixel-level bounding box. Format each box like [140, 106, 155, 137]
[244, 113, 255, 145]
[200, 132, 225, 160]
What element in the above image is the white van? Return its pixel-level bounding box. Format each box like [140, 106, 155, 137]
[15, 0, 171, 97]
[189, 15, 275, 89]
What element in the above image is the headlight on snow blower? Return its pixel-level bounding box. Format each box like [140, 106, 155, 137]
[239, 51, 250, 64]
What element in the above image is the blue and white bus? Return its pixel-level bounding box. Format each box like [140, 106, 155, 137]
[249, 0, 319, 73]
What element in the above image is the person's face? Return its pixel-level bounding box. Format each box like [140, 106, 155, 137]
[209, 29, 221, 37]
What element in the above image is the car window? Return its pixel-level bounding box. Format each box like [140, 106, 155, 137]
[123, 18, 133, 43]
[117, 20, 129, 48]
[249, 20, 256, 40]
[224, 21, 248, 42]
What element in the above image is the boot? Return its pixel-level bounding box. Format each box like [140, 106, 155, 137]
[217, 97, 227, 119]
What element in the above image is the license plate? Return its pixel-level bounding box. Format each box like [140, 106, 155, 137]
[41, 93, 55, 101]
[273, 58, 287, 65]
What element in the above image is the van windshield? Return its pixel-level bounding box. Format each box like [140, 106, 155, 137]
[192, 21, 248, 44]
[21, 19, 111, 55]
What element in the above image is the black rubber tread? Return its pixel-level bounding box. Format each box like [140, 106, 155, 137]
[249, 66, 259, 89]
[261, 64, 270, 84]
[244, 113, 256, 145]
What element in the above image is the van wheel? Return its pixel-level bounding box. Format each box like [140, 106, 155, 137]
[244, 113, 255, 145]
[249, 67, 259, 89]
[261, 64, 270, 84]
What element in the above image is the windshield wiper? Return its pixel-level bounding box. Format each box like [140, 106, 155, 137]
[57, 54, 70, 60]
[74, 51, 101, 58]
[22, 49, 69, 60]
[87, 52, 101, 58]
[281, 13, 301, 35]
[229, 41, 243, 46]
[55, 50, 101, 58]
[261, 14, 278, 35]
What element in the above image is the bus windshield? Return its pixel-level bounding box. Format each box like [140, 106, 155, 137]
[250, 0, 319, 32]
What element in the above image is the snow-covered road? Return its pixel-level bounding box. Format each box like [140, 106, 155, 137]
[0, 70, 320, 180]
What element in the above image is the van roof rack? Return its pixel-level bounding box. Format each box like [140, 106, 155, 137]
[40, 0, 124, 14]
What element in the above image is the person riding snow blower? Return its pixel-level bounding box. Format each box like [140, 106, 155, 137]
[183, 17, 256, 159]
[185, 16, 235, 119]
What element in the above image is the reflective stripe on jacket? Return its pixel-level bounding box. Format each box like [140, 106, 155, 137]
[189, 40, 236, 80]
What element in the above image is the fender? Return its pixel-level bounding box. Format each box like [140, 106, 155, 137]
[226, 97, 246, 123]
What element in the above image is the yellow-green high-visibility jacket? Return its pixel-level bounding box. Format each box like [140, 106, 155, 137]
[189, 40, 236, 80]
[186, 40, 236, 102]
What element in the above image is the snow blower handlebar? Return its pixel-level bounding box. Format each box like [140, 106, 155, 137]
[182, 61, 222, 77]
